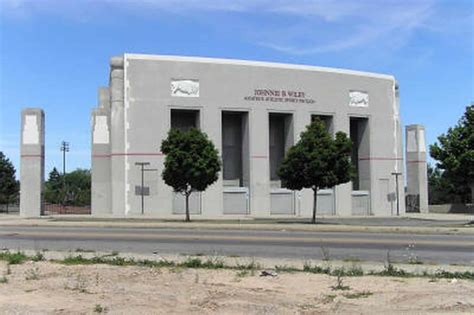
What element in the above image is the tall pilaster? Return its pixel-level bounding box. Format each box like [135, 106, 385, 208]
[406, 124, 429, 213]
[20, 108, 45, 217]
[91, 103, 111, 215]
[109, 56, 126, 216]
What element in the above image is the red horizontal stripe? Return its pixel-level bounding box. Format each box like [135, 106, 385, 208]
[407, 160, 426, 163]
[92, 152, 164, 158]
[21, 154, 43, 158]
[252, 155, 268, 159]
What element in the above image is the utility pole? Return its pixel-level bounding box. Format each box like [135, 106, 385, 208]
[60, 141, 70, 206]
[391, 172, 402, 216]
[135, 162, 157, 215]
[60, 141, 69, 175]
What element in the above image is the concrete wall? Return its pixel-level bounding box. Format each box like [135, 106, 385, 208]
[20, 108, 45, 217]
[92, 54, 405, 217]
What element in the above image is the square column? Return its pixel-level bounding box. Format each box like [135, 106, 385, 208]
[406, 124, 429, 213]
[91, 107, 112, 215]
[109, 56, 126, 215]
[20, 108, 45, 217]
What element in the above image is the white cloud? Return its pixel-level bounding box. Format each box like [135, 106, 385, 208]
[1, 0, 471, 56]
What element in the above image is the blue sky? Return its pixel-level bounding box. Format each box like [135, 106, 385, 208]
[0, 0, 473, 177]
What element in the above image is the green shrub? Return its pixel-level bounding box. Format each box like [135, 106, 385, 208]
[0, 251, 28, 264]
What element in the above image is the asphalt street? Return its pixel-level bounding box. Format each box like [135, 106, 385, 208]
[0, 225, 473, 265]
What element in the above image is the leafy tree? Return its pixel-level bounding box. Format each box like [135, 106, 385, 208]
[44, 167, 63, 204]
[44, 168, 91, 206]
[278, 118, 353, 224]
[430, 104, 474, 203]
[0, 152, 19, 211]
[161, 128, 221, 222]
[63, 169, 91, 206]
[427, 164, 457, 204]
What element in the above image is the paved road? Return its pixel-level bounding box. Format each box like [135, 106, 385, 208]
[0, 226, 473, 265]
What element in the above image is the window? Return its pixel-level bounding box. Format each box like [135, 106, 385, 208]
[269, 113, 293, 183]
[170, 109, 199, 131]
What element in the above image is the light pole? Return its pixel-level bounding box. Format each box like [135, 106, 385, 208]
[135, 162, 157, 215]
[391, 172, 402, 216]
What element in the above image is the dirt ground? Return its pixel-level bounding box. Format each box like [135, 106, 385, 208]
[1, 261, 473, 314]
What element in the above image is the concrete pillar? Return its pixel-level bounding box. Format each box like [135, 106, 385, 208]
[200, 105, 223, 217]
[334, 114, 352, 216]
[406, 124, 429, 213]
[20, 108, 45, 217]
[109, 56, 126, 216]
[249, 108, 270, 216]
[98, 87, 110, 110]
[91, 105, 111, 215]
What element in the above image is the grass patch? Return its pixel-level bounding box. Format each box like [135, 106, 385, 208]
[0, 251, 28, 264]
[433, 269, 474, 280]
[180, 257, 225, 269]
[320, 246, 331, 261]
[65, 274, 90, 293]
[343, 291, 373, 299]
[94, 304, 108, 313]
[375, 260, 410, 277]
[62, 255, 99, 265]
[181, 258, 203, 268]
[235, 269, 254, 278]
[333, 266, 364, 277]
[321, 294, 337, 304]
[408, 260, 423, 265]
[228, 254, 240, 258]
[137, 258, 174, 268]
[303, 262, 331, 275]
[275, 265, 300, 273]
[0, 275, 7, 284]
[25, 267, 40, 280]
[1, 250, 472, 281]
[331, 275, 350, 291]
[75, 248, 95, 253]
[343, 257, 362, 263]
[372, 265, 409, 277]
[236, 259, 261, 271]
[32, 252, 45, 262]
[201, 257, 225, 269]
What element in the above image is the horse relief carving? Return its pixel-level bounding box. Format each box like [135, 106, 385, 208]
[349, 91, 369, 107]
[171, 79, 199, 97]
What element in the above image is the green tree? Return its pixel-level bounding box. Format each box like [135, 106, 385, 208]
[0, 152, 19, 211]
[427, 164, 456, 204]
[44, 167, 63, 204]
[278, 118, 353, 224]
[63, 169, 91, 206]
[430, 104, 474, 203]
[44, 168, 91, 206]
[161, 128, 221, 222]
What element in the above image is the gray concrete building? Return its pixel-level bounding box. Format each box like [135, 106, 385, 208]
[91, 54, 406, 217]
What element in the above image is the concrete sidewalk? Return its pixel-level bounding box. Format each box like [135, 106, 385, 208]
[0, 213, 472, 235]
